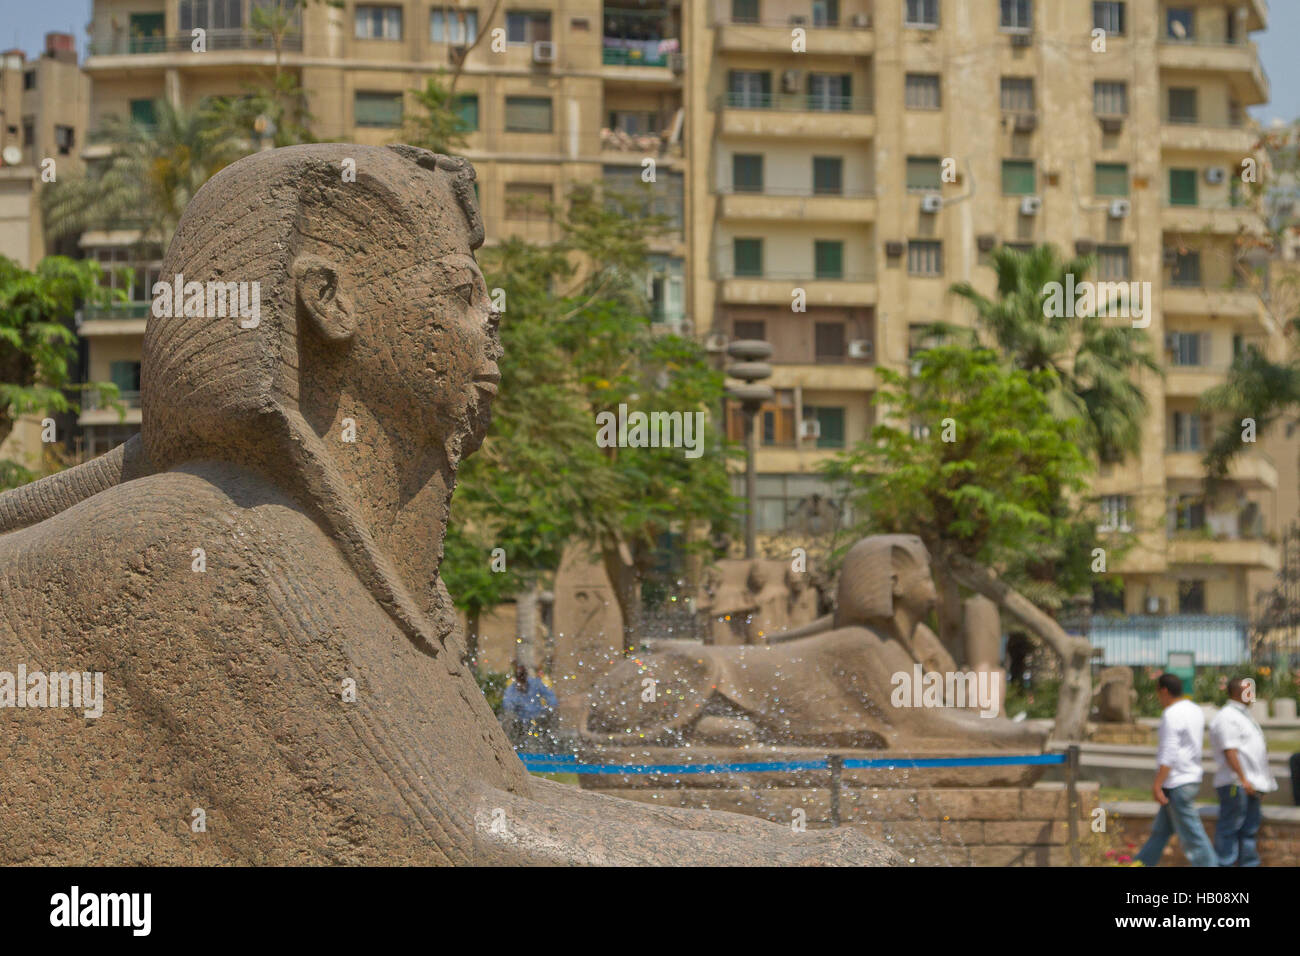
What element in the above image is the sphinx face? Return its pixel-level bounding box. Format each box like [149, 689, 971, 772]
[359, 248, 502, 457]
[895, 555, 939, 621]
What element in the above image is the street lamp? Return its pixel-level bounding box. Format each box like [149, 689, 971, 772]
[726, 338, 773, 560]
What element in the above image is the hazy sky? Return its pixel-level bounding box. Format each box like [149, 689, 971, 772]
[4, 0, 1298, 122]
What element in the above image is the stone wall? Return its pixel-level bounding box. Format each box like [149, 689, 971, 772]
[607, 782, 1101, 866]
[1106, 801, 1300, 867]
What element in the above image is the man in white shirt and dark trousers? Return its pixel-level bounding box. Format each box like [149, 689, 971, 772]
[1209, 677, 1277, 866]
[1135, 673, 1218, 866]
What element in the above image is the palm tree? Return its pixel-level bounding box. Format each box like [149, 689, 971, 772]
[42, 100, 247, 253]
[1202, 324, 1300, 478]
[950, 244, 1160, 464]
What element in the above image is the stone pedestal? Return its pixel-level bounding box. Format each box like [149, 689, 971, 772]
[550, 545, 624, 729]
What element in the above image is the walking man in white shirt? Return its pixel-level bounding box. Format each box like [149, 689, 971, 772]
[1209, 677, 1277, 867]
[1135, 673, 1217, 867]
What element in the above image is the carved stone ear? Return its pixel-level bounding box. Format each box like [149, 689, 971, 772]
[292, 254, 356, 343]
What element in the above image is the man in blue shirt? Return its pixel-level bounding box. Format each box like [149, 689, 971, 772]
[502, 664, 558, 752]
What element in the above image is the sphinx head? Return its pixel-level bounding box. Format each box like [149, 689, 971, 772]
[834, 534, 937, 628]
[141, 144, 500, 478]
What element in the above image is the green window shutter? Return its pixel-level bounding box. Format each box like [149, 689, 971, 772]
[1002, 160, 1036, 195]
[733, 154, 764, 192]
[815, 407, 845, 448]
[732, 0, 759, 22]
[110, 360, 140, 393]
[505, 96, 552, 132]
[354, 91, 403, 127]
[906, 157, 941, 191]
[813, 156, 843, 194]
[1169, 168, 1198, 206]
[129, 99, 158, 128]
[454, 94, 479, 132]
[814, 240, 843, 279]
[1095, 163, 1129, 196]
[129, 13, 165, 52]
[734, 238, 763, 277]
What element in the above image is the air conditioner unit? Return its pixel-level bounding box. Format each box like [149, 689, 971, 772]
[920, 192, 943, 213]
[1145, 596, 1166, 615]
[781, 69, 802, 94]
[1010, 32, 1033, 47]
[1205, 166, 1227, 184]
[1099, 115, 1124, 134]
[977, 234, 997, 252]
[799, 419, 821, 439]
[532, 41, 555, 64]
[1013, 113, 1038, 133]
[789, 15, 808, 25]
[848, 339, 874, 360]
[1019, 196, 1042, 216]
[1075, 239, 1096, 255]
[1108, 198, 1132, 219]
[851, 13, 871, 28]
[885, 240, 905, 257]
[705, 332, 729, 353]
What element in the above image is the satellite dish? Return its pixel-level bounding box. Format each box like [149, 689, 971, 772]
[1, 145, 21, 166]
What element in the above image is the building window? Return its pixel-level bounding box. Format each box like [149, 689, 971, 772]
[728, 70, 771, 108]
[1177, 579, 1205, 614]
[733, 154, 764, 193]
[804, 407, 846, 449]
[1097, 245, 1131, 280]
[179, 0, 243, 33]
[1093, 2, 1124, 35]
[814, 322, 846, 361]
[1170, 250, 1201, 286]
[812, 156, 843, 195]
[1166, 7, 1195, 40]
[1094, 81, 1128, 116]
[129, 99, 159, 129]
[1000, 0, 1032, 32]
[1169, 168, 1198, 206]
[354, 91, 402, 127]
[22, 70, 35, 90]
[731, 0, 760, 24]
[1001, 160, 1036, 195]
[908, 240, 942, 277]
[1169, 411, 1206, 451]
[355, 5, 403, 39]
[733, 319, 765, 340]
[734, 238, 763, 277]
[728, 391, 795, 448]
[906, 156, 942, 191]
[1000, 77, 1034, 113]
[814, 240, 844, 279]
[807, 73, 852, 112]
[504, 183, 551, 221]
[1168, 88, 1198, 124]
[110, 360, 141, 397]
[1098, 494, 1133, 532]
[1095, 163, 1129, 197]
[504, 96, 553, 132]
[54, 125, 75, 156]
[1093, 582, 1126, 614]
[1168, 331, 1211, 367]
[1170, 496, 1207, 534]
[454, 93, 479, 131]
[904, 73, 941, 109]
[506, 10, 551, 44]
[905, 0, 939, 28]
[431, 7, 478, 44]
[647, 255, 684, 325]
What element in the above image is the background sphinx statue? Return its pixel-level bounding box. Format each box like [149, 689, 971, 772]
[0, 144, 896, 865]
[584, 535, 1045, 751]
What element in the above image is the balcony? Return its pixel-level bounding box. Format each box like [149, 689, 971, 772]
[85, 30, 302, 74]
[1157, 39, 1269, 105]
[715, 14, 873, 56]
[1086, 615, 1249, 667]
[1169, 535, 1279, 571]
[717, 186, 876, 223]
[1161, 286, 1265, 326]
[1164, 363, 1228, 398]
[1164, 449, 1277, 490]
[78, 302, 150, 337]
[717, 270, 876, 306]
[717, 93, 874, 140]
[1160, 121, 1258, 155]
[766, 363, 878, 391]
[78, 390, 142, 428]
[1161, 203, 1265, 236]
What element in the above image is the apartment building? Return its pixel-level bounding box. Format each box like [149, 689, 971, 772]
[687, 0, 1293, 654]
[0, 32, 91, 471]
[75, 0, 689, 456]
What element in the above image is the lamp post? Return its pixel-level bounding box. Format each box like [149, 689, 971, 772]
[726, 339, 773, 560]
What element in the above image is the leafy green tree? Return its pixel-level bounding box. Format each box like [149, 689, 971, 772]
[0, 256, 123, 488]
[402, 75, 471, 155]
[949, 244, 1160, 464]
[1203, 332, 1300, 479]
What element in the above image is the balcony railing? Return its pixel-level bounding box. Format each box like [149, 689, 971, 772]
[717, 268, 874, 282]
[717, 13, 871, 29]
[717, 184, 875, 198]
[82, 390, 142, 412]
[602, 40, 678, 68]
[81, 301, 151, 322]
[88, 31, 303, 56]
[719, 92, 872, 113]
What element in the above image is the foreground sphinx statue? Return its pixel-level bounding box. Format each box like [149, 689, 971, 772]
[0, 144, 897, 865]
[584, 535, 1047, 751]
